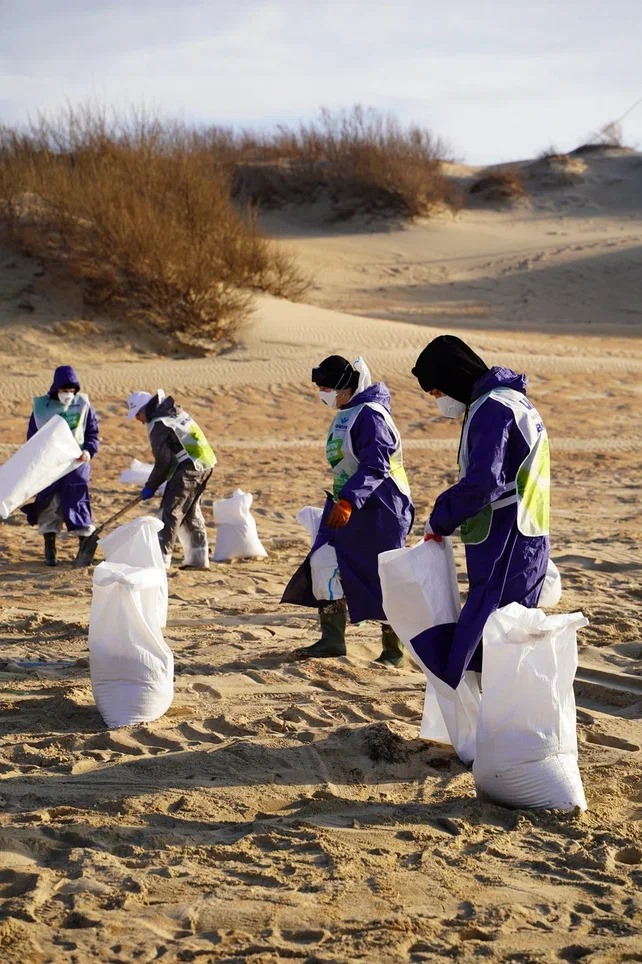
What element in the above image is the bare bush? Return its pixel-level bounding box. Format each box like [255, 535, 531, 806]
[0, 107, 308, 351]
[228, 106, 462, 219]
[469, 168, 527, 203]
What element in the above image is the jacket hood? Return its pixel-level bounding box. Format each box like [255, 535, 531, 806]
[472, 366, 527, 401]
[48, 365, 81, 397]
[345, 381, 391, 412]
[143, 393, 178, 421]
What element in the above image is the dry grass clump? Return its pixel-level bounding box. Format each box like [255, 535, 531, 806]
[228, 107, 462, 219]
[468, 168, 527, 203]
[529, 150, 586, 187]
[0, 108, 308, 351]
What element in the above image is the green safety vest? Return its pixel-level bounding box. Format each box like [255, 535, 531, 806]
[459, 388, 550, 546]
[148, 410, 217, 473]
[326, 401, 410, 501]
[33, 393, 90, 446]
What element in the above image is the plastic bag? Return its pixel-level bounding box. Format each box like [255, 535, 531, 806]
[473, 602, 588, 811]
[296, 505, 343, 601]
[212, 488, 267, 561]
[0, 417, 81, 519]
[99, 517, 168, 627]
[538, 558, 562, 608]
[379, 539, 480, 765]
[119, 459, 166, 494]
[89, 561, 173, 728]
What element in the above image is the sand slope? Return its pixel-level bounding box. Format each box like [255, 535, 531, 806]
[0, 150, 641, 962]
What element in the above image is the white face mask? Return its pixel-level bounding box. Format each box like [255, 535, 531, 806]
[435, 394, 466, 418]
[58, 391, 75, 407]
[319, 390, 337, 408]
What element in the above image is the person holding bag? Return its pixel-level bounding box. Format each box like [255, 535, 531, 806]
[410, 335, 550, 689]
[282, 356, 414, 666]
[22, 364, 99, 567]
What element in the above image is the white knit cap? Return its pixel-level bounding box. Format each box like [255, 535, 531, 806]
[126, 391, 153, 421]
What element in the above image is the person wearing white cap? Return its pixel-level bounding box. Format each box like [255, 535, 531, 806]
[127, 389, 217, 569]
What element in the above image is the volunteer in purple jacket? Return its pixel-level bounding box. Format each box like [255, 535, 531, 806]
[282, 355, 414, 666]
[22, 365, 100, 567]
[411, 335, 550, 688]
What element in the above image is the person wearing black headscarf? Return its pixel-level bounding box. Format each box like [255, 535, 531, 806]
[282, 354, 414, 666]
[409, 335, 551, 689]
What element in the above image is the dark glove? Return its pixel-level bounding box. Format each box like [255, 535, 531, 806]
[141, 486, 156, 501]
[327, 499, 353, 528]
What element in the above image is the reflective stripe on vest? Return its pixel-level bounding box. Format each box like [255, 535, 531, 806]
[32, 393, 90, 447]
[326, 401, 411, 501]
[458, 388, 550, 545]
[148, 410, 217, 473]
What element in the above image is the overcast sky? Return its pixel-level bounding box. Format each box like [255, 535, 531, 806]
[2, 0, 641, 164]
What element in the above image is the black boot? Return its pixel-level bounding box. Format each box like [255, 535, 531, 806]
[374, 623, 404, 667]
[43, 533, 57, 567]
[295, 601, 347, 659]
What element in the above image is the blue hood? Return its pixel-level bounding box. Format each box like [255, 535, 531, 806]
[472, 366, 527, 401]
[48, 365, 81, 397]
[345, 381, 391, 412]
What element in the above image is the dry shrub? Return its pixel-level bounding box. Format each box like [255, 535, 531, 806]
[0, 108, 308, 351]
[469, 168, 527, 203]
[528, 152, 586, 188]
[228, 106, 462, 219]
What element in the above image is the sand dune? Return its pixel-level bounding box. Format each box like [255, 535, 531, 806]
[0, 150, 640, 962]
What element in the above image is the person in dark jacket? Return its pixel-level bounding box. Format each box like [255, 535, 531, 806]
[282, 356, 414, 666]
[410, 335, 550, 688]
[22, 364, 99, 567]
[127, 389, 216, 569]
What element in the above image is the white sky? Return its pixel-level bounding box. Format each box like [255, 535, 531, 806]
[1, 0, 641, 164]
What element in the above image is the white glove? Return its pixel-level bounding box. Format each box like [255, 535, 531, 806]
[424, 519, 434, 536]
[78, 450, 91, 462]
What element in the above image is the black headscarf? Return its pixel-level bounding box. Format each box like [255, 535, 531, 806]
[411, 335, 489, 404]
[311, 355, 359, 393]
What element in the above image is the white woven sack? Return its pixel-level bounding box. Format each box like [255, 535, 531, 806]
[473, 603, 588, 811]
[89, 561, 173, 728]
[296, 505, 343, 601]
[212, 488, 267, 561]
[538, 558, 562, 607]
[99, 517, 168, 627]
[0, 417, 81, 519]
[379, 539, 479, 765]
[119, 458, 166, 494]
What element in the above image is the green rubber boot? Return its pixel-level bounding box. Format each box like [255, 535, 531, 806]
[43, 533, 57, 567]
[296, 603, 347, 659]
[374, 623, 404, 667]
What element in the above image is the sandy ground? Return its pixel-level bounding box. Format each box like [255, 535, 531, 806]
[0, 149, 641, 963]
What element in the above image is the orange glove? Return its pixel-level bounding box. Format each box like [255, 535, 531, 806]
[327, 499, 353, 528]
[424, 533, 443, 543]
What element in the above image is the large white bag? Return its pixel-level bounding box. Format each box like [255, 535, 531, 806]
[296, 505, 343, 601]
[212, 488, 267, 561]
[99, 517, 168, 627]
[473, 603, 588, 811]
[119, 459, 166, 494]
[0, 417, 82, 519]
[379, 539, 480, 765]
[89, 561, 173, 728]
[538, 558, 562, 607]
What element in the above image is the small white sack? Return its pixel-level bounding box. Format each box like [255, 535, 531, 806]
[0, 417, 82, 519]
[296, 505, 344, 601]
[379, 539, 480, 765]
[89, 561, 173, 728]
[99, 517, 168, 627]
[212, 488, 267, 561]
[538, 558, 562, 608]
[119, 458, 166, 494]
[473, 602, 588, 811]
